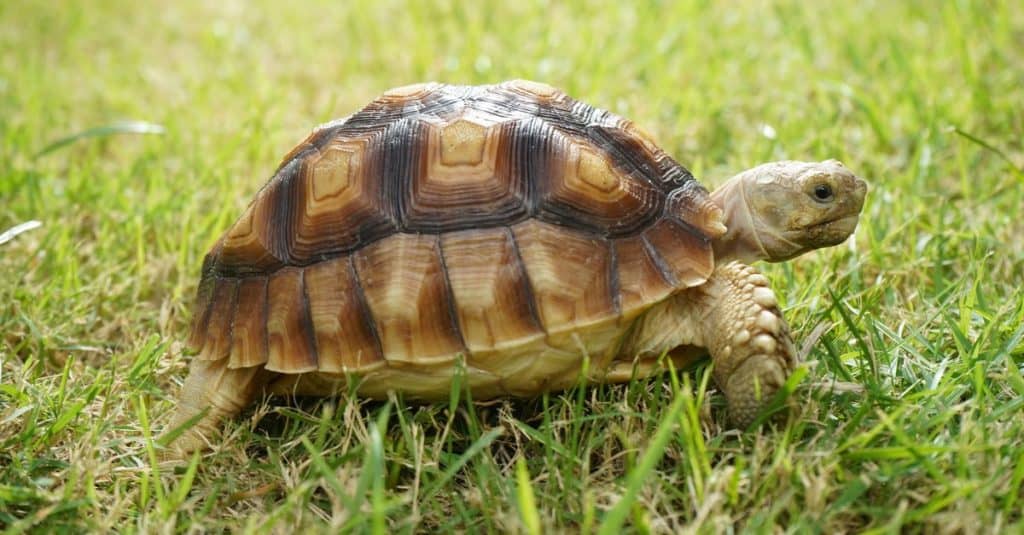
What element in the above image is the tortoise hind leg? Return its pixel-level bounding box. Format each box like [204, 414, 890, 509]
[697, 261, 797, 427]
[161, 358, 273, 457]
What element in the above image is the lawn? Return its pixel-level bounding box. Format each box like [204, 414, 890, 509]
[2, 0, 1023, 532]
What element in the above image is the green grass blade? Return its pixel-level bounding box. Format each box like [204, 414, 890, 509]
[420, 427, 503, 503]
[597, 395, 685, 535]
[515, 456, 542, 535]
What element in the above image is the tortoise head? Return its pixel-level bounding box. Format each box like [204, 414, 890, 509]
[710, 160, 868, 263]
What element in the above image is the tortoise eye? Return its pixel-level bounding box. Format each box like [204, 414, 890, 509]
[812, 184, 834, 202]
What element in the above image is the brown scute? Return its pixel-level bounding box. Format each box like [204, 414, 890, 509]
[501, 79, 565, 100]
[643, 217, 714, 289]
[187, 250, 219, 350]
[265, 268, 318, 373]
[511, 219, 616, 333]
[536, 130, 663, 236]
[613, 235, 676, 318]
[587, 121, 696, 193]
[441, 227, 545, 353]
[666, 179, 726, 239]
[290, 128, 396, 261]
[353, 233, 466, 363]
[228, 277, 269, 369]
[217, 179, 288, 274]
[196, 278, 238, 361]
[403, 117, 532, 231]
[305, 256, 384, 373]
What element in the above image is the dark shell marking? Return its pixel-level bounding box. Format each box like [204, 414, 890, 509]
[190, 80, 721, 374]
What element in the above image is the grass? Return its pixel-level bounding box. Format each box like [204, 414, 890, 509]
[1, 0, 1023, 532]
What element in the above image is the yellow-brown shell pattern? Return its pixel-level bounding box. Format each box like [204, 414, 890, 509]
[188, 80, 725, 375]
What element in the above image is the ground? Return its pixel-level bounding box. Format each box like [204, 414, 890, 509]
[1, 0, 1023, 532]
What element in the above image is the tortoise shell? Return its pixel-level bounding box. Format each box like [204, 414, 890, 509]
[188, 80, 724, 396]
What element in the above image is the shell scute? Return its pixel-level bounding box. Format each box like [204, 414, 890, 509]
[536, 132, 663, 235]
[290, 131, 395, 261]
[440, 227, 545, 354]
[511, 220, 617, 336]
[305, 256, 384, 373]
[401, 115, 530, 231]
[352, 233, 466, 364]
[265, 268, 317, 373]
[228, 277, 269, 369]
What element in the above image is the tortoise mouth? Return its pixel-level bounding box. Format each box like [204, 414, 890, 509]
[823, 212, 856, 224]
[807, 214, 860, 231]
[798, 214, 861, 247]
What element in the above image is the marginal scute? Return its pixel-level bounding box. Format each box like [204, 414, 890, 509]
[643, 217, 713, 289]
[197, 278, 237, 361]
[265, 268, 318, 373]
[228, 277, 269, 369]
[511, 219, 616, 337]
[353, 233, 466, 363]
[187, 250, 219, 349]
[441, 227, 545, 354]
[613, 235, 675, 318]
[305, 256, 384, 373]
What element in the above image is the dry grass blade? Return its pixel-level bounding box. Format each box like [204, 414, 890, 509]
[0, 221, 42, 246]
[34, 121, 165, 158]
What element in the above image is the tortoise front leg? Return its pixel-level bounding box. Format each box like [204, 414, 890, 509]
[616, 261, 796, 426]
[161, 358, 273, 456]
[696, 261, 797, 427]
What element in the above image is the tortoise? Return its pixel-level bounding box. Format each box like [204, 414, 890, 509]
[165, 80, 866, 453]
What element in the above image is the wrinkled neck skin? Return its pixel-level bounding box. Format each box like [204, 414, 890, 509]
[710, 175, 798, 264]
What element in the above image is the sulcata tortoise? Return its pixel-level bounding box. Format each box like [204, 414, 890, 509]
[165, 80, 867, 453]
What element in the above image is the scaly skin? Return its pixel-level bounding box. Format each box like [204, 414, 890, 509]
[619, 262, 795, 427]
[700, 262, 796, 427]
[162, 360, 270, 458]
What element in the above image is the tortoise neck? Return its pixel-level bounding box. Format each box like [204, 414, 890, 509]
[709, 175, 769, 264]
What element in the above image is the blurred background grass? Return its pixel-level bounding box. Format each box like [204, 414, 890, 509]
[1, 0, 1023, 532]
